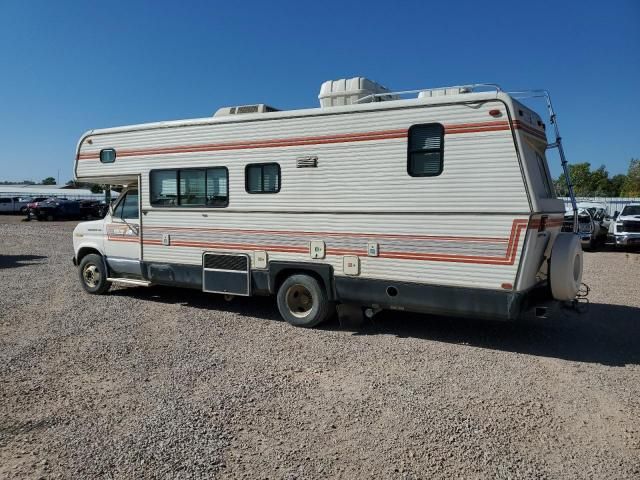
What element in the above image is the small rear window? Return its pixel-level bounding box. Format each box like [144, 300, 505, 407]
[246, 163, 281, 193]
[100, 148, 116, 163]
[408, 124, 444, 177]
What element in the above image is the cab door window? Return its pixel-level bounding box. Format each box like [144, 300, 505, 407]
[114, 190, 139, 219]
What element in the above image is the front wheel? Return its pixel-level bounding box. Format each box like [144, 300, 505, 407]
[78, 254, 111, 294]
[276, 274, 332, 328]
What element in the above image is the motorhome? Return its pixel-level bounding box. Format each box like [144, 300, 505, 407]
[72, 78, 583, 327]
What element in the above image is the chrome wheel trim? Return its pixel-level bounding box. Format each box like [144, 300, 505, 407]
[285, 284, 314, 318]
[82, 264, 101, 288]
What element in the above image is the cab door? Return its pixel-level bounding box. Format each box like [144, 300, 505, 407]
[105, 188, 141, 264]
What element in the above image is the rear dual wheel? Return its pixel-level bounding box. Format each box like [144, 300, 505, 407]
[276, 274, 332, 328]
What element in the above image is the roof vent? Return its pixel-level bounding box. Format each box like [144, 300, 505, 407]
[318, 77, 398, 108]
[214, 104, 280, 117]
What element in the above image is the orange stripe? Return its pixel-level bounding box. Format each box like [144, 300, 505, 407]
[512, 121, 547, 140]
[107, 237, 140, 243]
[140, 219, 530, 266]
[78, 120, 538, 160]
[142, 225, 509, 243]
[77, 129, 408, 160]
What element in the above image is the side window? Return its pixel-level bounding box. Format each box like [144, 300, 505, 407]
[151, 170, 178, 206]
[100, 148, 116, 163]
[179, 169, 206, 206]
[407, 123, 444, 177]
[206, 167, 229, 206]
[246, 163, 281, 193]
[114, 190, 139, 219]
[150, 168, 228, 207]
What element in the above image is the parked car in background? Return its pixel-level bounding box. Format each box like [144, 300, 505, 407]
[25, 197, 53, 220]
[79, 200, 108, 219]
[562, 202, 610, 250]
[0, 196, 31, 214]
[31, 198, 81, 221]
[610, 204, 640, 248]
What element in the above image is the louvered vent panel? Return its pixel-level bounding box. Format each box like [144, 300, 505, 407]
[296, 156, 318, 168]
[237, 105, 260, 114]
[203, 254, 248, 271]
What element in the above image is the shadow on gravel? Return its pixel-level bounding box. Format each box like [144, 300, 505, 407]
[0, 254, 47, 269]
[109, 285, 282, 322]
[353, 303, 640, 367]
[109, 285, 639, 367]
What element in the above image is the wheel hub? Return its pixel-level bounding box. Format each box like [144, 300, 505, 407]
[83, 264, 101, 288]
[286, 285, 313, 318]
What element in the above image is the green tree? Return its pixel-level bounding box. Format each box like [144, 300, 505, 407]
[609, 174, 626, 197]
[555, 163, 630, 197]
[621, 158, 640, 197]
[589, 165, 611, 196]
[556, 162, 593, 196]
[42, 177, 56, 185]
[90, 184, 104, 194]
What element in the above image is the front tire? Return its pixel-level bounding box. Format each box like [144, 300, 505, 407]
[276, 274, 332, 328]
[78, 254, 111, 294]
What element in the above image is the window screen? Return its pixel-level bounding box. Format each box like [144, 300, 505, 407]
[246, 163, 280, 193]
[100, 149, 116, 163]
[150, 168, 228, 207]
[408, 124, 444, 177]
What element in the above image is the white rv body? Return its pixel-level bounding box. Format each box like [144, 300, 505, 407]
[72, 81, 580, 324]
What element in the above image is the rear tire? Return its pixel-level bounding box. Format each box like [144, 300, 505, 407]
[78, 254, 111, 294]
[276, 274, 332, 328]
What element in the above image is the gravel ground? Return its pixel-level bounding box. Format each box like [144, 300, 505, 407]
[1, 215, 639, 479]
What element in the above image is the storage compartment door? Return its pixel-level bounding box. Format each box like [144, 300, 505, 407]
[202, 252, 250, 296]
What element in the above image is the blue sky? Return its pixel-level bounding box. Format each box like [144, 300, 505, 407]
[0, 0, 638, 183]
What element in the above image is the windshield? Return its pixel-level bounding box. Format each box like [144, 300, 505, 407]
[621, 206, 640, 216]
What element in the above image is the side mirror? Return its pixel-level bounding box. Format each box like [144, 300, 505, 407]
[613, 211, 619, 220]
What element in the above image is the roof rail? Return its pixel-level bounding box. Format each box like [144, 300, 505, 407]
[354, 83, 503, 104]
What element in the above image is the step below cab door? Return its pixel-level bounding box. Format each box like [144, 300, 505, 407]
[105, 188, 142, 275]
